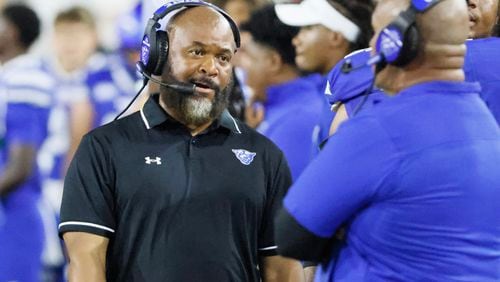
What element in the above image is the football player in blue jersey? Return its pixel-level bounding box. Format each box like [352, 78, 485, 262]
[0, 4, 55, 281]
[238, 5, 323, 181]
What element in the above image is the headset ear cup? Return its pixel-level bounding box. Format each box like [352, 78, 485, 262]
[393, 24, 419, 67]
[152, 30, 169, 76]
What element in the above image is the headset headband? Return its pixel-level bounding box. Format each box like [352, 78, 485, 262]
[139, 0, 241, 76]
[151, 0, 240, 47]
[374, 0, 442, 69]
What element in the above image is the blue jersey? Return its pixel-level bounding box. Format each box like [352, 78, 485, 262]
[257, 76, 324, 180]
[284, 81, 500, 281]
[324, 49, 387, 116]
[0, 54, 53, 282]
[0, 54, 53, 196]
[39, 53, 138, 181]
[38, 59, 88, 181]
[464, 37, 500, 124]
[303, 73, 333, 157]
[85, 53, 139, 127]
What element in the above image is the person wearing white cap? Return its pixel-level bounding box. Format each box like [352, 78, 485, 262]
[275, 0, 374, 75]
[275, 0, 374, 167]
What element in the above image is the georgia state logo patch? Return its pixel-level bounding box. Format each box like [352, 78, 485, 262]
[232, 149, 256, 165]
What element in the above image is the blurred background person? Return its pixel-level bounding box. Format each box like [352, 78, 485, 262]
[238, 4, 323, 182]
[84, 3, 141, 128]
[217, 0, 266, 121]
[274, 0, 375, 155]
[467, 0, 499, 38]
[213, 0, 262, 26]
[0, 4, 54, 281]
[40, 6, 98, 182]
[37, 6, 98, 281]
[24, 0, 137, 54]
[464, 0, 500, 124]
[38, 5, 142, 281]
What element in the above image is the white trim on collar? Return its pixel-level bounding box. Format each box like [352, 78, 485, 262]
[140, 107, 151, 129]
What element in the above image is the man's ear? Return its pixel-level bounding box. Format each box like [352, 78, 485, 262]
[267, 49, 284, 74]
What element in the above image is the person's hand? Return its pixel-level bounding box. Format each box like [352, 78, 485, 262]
[245, 101, 265, 129]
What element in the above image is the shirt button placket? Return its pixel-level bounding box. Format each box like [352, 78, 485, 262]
[188, 137, 197, 157]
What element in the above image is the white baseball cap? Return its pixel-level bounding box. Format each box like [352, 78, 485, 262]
[275, 0, 361, 42]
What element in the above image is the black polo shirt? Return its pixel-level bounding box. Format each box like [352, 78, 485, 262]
[59, 94, 292, 282]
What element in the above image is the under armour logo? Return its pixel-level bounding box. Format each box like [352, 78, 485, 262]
[145, 156, 162, 165]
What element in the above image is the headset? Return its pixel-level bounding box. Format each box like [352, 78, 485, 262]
[343, 0, 442, 74]
[115, 0, 241, 120]
[338, 0, 442, 116]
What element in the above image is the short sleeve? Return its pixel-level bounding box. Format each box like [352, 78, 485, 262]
[258, 152, 292, 256]
[59, 134, 116, 238]
[284, 116, 399, 238]
[5, 103, 49, 147]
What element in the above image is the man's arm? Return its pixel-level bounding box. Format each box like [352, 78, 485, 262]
[63, 232, 109, 282]
[328, 103, 348, 136]
[0, 144, 36, 197]
[275, 116, 398, 261]
[259, 255, 304, 282]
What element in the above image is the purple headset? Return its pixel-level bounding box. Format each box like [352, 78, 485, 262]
[373, 0, 442, 71]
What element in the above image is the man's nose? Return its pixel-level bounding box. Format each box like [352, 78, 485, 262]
[199, 56, 218, 77]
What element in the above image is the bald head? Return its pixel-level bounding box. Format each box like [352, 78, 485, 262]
[373, 0, 468, 46]
[372, 0, 468, 94]
[418, 0, 469, 44]
[167, 6, 237, 52]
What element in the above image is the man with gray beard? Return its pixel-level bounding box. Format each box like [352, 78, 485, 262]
[58, 1, 303, 281]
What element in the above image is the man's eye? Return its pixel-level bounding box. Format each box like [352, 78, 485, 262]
[190, 49, 204, 56]
[218, 55, 231, 62]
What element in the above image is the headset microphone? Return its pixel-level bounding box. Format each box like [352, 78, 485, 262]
[136, 62, 196, 94]
[114, 63, 197, 121]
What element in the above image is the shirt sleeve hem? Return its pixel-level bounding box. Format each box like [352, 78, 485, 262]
[258, 245, 278, 256]
[58, 221, 114, 239]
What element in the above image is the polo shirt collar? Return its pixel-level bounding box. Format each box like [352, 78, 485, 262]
[399, 80, 481, 97]
[140, 94, 242, 134]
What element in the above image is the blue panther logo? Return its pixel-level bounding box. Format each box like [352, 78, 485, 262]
[232, 149, 256, 165]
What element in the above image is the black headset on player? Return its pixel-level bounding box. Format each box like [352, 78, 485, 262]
[343, 0, 442, 74]
[116, 0, 241, 120]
